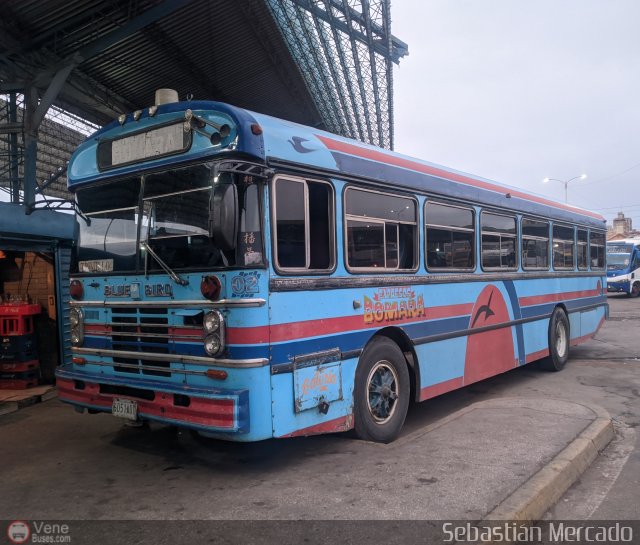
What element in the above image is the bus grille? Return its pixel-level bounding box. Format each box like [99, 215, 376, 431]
[111, 307, 171, 377]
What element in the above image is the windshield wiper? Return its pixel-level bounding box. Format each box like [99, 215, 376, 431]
[140, 241, 189, 286]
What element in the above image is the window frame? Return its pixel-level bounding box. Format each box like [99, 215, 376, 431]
[521, 217, 550, 271]
[577, 228, 589, 271]
[589, 230, 606, 270]
[271, 174, 336, 275]
[424, 200, 476, 272]
[480, 210, 518, 271]
[552, 223, 576, 271]
[343, 185, 418, 273]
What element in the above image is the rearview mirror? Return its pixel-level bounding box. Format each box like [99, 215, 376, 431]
[209, 183, 238, 251]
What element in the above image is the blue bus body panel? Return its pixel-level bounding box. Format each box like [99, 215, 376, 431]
[267, 274, 606, 437]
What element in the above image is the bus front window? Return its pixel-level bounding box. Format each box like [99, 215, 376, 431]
[74, 163, 262, 274]
[607, 253, 630, 271]
[142, 170, 215, 271]
[76, 177, 141, 272]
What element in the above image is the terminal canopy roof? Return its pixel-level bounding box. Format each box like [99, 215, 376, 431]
[0, 0, 407, 147]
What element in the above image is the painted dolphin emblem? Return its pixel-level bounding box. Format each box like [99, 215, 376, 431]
[472, 289, 496, 327]
[288, 136, 315, 153]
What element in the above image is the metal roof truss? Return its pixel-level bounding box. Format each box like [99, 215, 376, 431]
[266, 0, 407, 150]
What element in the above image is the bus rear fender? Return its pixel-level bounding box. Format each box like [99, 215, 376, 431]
[555, 303, 569, 323]
[367, 327, 420, 403]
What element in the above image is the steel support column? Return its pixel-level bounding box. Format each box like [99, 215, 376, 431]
[8, 92, 20, 203]
[23, 63, 75, 212]
[22, 86, 39, 212]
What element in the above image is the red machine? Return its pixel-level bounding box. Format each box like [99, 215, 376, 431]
[0, 303, 41, 389]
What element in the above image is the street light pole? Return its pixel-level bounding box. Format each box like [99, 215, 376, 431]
[542, 174, 587, 203]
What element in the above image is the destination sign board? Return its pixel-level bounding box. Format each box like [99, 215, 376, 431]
[97, 122, 191, 170]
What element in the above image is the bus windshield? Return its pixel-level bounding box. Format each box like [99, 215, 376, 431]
[606, 244, 632, 271]
[607, 253, 631, 270]
[74, 162, 262, 273]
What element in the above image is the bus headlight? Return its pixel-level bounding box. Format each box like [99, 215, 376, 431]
[203, 310, 223, 333]
[204, 333, 222, 356]
[70, 308, 80, 327]
[70, 308, 84, 346]
[71, 329, 84, 345]
[203, 311, 225, 356]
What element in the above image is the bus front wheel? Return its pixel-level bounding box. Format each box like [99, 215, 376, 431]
[628, 282, 640, 298]
[539, 308, 570, 372]
[353, 337, 410, 443]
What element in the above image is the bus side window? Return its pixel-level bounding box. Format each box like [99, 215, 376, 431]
[308, 182, 333, 269]
[577, 229, 588, 270]
[552, 224, 575, 270]
[425, 201, 475, 270]
[274, 177, 335, 272]
[589, 231, 605, 269]
[345, 187, 417, 271]
[480, 212, 517, 270]
[522, 218, 549, 270]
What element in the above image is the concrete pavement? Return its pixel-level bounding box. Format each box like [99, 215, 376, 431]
[0, 394, 612, 524]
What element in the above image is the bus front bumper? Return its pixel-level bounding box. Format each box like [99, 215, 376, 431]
[56, 366, 249, 434]
[607, 280, 630, 293]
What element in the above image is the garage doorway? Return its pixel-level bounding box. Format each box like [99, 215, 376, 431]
[1, 248, 59, 376]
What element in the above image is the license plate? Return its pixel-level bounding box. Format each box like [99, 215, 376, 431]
[112, 398, 138, 421]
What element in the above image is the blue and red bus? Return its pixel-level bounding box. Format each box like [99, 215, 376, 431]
[56, 93, 608, 443]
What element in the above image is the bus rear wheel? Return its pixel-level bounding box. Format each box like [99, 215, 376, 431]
[539, 307, 570, 372]
[628, 282, 640, 298]
[353, 337, 410, 443]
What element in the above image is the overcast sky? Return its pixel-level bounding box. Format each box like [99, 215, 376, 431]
[391, 0, 640, 227]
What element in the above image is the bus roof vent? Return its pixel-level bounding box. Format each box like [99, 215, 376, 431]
[155, 89, 179, 105]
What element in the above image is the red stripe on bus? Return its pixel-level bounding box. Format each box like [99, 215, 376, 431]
[226, 325, 270, 344]
[84, 323, 108, 333]
[519, 288, 601, 307]
[595, 316, 606, 334]
[316, 135, 605, 221]
[57, 379, 236, 428]
[525, 348, 550, 364]
[169, 327, 205, 340]
[226, 302, 474, 344]
[279, 414, 353, 438]
[419, 376, 464, 401]
[83, 324, 202, 342]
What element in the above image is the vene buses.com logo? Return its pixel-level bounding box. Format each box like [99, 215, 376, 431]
[7, 520, 30, 544]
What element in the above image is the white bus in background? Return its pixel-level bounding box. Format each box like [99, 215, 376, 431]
[607, 240, 640, 297]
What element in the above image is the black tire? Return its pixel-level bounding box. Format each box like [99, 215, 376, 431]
[628, 282, 640, 298]
[353, 337, 410, 443]
[539, 307, 570, 372]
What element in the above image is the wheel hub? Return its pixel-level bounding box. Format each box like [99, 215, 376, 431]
[366, 361, 400, 424]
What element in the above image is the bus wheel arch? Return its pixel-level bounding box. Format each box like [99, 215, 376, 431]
[375, 327, 420, 402]
[352, 333, 412, 443]
[539, 305, 570, 372]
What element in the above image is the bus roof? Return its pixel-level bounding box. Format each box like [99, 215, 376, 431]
[71, 100, 605, 229]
